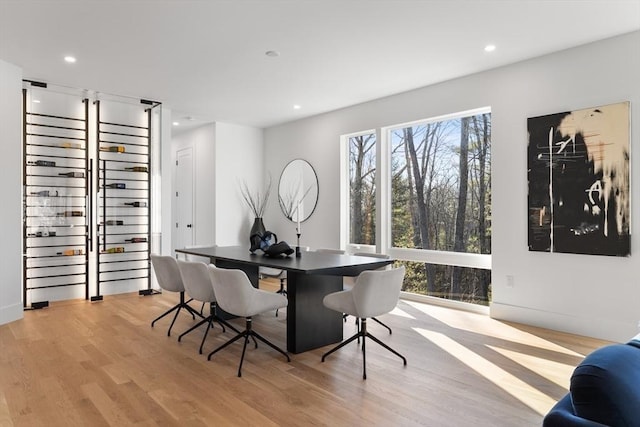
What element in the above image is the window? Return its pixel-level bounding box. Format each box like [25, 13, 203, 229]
[344, 109, 491, 306]
[348, 132, 376, 246]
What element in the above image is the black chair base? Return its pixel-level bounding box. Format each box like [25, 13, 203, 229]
[178, 303, 242, 354]
[275, 278, 286, 317]
[207, 317, 290, 377]
[322, 318, 406, 380]
[151, 291, 203, 336]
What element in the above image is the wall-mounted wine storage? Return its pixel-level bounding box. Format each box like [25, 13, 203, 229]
[23, 87, 89, 308]
[22, 81, 161, 308]
[94, 100, 153, 301]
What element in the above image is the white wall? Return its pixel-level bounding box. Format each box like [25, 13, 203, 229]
[171, 121, 264, 250]
[214, 122, 264, 246]
[264, 31, 640, 343]
[0, 59, 23, 325]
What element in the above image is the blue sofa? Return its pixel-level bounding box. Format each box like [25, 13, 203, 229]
[543, 339, 640, 426]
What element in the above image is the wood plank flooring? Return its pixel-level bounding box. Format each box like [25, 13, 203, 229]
[0, 281, 610, 426]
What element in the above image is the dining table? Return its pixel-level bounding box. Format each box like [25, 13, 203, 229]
[175, 245, 393, 354]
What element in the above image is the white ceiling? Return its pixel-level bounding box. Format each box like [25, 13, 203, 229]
[1, 0, 639, 130]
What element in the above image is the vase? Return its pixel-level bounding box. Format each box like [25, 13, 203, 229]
[249, 217, 266, 253]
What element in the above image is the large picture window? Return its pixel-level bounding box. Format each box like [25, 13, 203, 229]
[344, 108, 491, 306]
[348, 132, 376, 246]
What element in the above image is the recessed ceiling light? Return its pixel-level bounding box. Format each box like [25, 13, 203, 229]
[64, 56, 77, 63]
[293, 105, 301, 110]
[265, 50, 280, 57]
[33, 99, 41, 104]
[172, 121, 180, 126]
[484, 44, 496, 52]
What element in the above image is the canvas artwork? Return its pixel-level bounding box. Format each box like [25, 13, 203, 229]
[527, 101, 630, 256]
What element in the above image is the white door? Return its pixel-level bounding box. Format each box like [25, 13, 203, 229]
[175, 147, 194, 251]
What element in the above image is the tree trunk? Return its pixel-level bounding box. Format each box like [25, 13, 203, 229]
[451, 117, 470, 299]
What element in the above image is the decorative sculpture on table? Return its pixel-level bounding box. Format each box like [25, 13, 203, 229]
[239, 175, 272, 253]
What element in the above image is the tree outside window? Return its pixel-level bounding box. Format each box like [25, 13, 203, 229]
[346, 110, 492, 306]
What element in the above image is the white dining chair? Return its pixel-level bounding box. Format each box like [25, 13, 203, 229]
[207, 265, 290, 377]
[176, 260, 239, 354]
[345, 252, 394, 335]
[150, 255, 202, 336]
[321, 266, 407, 379]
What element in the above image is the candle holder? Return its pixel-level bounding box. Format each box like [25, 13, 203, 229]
[296, 231, 302, 257]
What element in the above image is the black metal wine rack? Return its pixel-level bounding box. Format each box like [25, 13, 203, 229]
[22, 87, 89, 309]
[93, 100, 153, 301]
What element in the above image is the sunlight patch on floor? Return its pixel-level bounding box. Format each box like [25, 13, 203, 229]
[0, 392, 13, 427]
[415, 328, 557, 416]
[389, 306, 415, 319]
[406, 300, 583, 357]
[487, 345, 573, 390]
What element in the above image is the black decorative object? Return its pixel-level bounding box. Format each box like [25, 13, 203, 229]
[264, 241, 294, 257]
[239, 176, 273, 253]
[249, 218, 266, 253]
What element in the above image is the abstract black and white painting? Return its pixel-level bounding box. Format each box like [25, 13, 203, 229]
[528, 101, 630, 256]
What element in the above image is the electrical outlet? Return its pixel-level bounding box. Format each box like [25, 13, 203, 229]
[506, 275, 515, 288]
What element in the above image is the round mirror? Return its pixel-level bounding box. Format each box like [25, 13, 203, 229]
[278, 159, 319, 223]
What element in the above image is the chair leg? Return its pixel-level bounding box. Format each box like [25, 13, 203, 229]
[151, 293, 204, 336]
[365, 332, 407, 365]
[252, 330, 290, 362]
[321, 329, 364, 362]
[275, 279, 286, 317]
[207, 317, 289, 377]
[178, 316, 214, 342]
[371, 317, 393, 334]
[321, 318, 406, 380]
[198, 318, 214, 354]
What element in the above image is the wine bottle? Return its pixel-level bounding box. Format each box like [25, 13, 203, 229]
[100, 146, 125, 153]
[57, 249, 84, 256]
[124, 201, 147, 207]
[30, 190, 50, 197]
[125, 237, 147, 243]
[124, 166, 148, 172]
[105, 183, 126, 189]
[28, 160, 56, 167]
[60, 141, 81, 149]
[57, 210, 83, 217]
[58, 171, 85, 178]
[104, 220, 124, 226]
[101, 247, 125, 254]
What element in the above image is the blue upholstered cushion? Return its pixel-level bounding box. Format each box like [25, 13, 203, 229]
[569, 342, 640, 427]
[543, 394, 608, 427]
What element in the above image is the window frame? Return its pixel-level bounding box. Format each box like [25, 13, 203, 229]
[341, 107, 491, 304]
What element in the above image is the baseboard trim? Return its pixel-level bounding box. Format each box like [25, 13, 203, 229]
[0, 301, 24, 326]
[490, 302, 637, 343]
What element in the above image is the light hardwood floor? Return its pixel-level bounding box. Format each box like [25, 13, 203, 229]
[0, 281, 610, 427]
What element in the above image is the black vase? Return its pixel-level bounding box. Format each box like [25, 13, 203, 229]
[249, 217, 266, 253]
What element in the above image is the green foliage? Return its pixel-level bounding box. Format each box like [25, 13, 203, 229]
[349, 112, 492, 305]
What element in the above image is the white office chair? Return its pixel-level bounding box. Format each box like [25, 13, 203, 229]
[259, 266, 287, 316]
[207, 266, 290, 377]
[176, 260, 239, 354]
[345, 252, 393, 335]
[260, 246, 310, 317]
[150, 255, 202, 336]
[315, 248, 346, 255]
[321, 266, 407, 379]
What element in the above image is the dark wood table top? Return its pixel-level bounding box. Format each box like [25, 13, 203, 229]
[176, 245, 392, 276]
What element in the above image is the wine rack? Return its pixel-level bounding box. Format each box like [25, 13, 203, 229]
[93, 100, 153, 301]
[22, 87, 89, 308]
